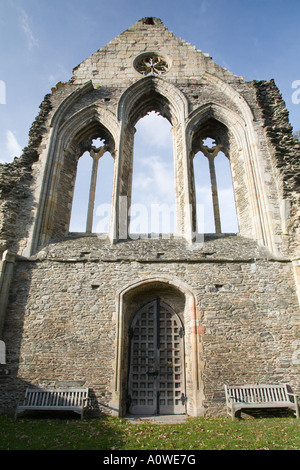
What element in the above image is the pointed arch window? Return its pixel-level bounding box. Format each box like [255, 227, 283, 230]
[193, 136, 238, 234]
[69, 138, 114, 234]
[130, 111, 175, 236]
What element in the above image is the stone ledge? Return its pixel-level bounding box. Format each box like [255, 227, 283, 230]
[24, 233, 281, 263]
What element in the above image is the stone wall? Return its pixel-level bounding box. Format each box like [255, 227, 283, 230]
[253, 79, 300, 258]
[1, 235, 299, 416]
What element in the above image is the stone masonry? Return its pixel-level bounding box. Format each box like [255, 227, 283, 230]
[0, 18, 299, 418]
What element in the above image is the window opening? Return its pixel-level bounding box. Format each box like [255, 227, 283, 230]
[69, 151, 92, 232]
[193, 137, 238, 233]
[130, 111, 175, 236]
[69, 138, 113, 234]
[214, 152, 238, 233]
[193, 151, 215, 233]
[93, 150, 114, 233]
[143, 17, 155, 25]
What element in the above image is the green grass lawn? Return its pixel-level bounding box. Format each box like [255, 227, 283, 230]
[0, 414, 299, 450]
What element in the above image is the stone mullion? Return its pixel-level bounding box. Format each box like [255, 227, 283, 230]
[207, 154, 222, 234]
[174, 124, 195, 243]
[110, 124, 135, 242]
[199, 142, 223, 235]
[86, 155, 99, 233]
[86, 147, 107, 234]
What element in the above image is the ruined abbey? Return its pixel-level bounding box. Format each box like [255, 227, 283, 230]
[0, 17, 299, 417]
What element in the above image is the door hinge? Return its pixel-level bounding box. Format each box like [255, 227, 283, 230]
[180, 393, 187, 404]
[179, 327, 185, 338]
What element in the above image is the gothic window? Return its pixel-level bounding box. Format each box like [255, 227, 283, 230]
[130, 111, 175, 235]
[193, 137, 238, 234]
[69, 138, 114, 233]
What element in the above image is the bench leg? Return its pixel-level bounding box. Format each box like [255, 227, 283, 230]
[295, 397, 299, 419]
[231, 403, 235, 421]
[231, 406, 242, 420]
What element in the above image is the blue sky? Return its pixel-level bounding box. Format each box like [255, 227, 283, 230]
[0, 0, 299, 233]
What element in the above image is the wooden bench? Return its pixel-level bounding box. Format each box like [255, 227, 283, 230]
[224, 384, 299, 420]
[15, 387, 90, 419]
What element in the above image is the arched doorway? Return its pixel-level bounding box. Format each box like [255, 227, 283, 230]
[111, 277, 204, 418]
[127, 298, 186, 415]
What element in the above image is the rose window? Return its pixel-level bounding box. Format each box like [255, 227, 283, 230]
[134, 54, 169, 76]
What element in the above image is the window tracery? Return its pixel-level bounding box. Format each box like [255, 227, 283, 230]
[134, 54, 169, 76]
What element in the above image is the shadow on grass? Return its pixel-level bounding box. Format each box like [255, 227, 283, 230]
[1, 413, 127, 450]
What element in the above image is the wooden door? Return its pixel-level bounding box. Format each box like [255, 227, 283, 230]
[128, 299, 186, 415]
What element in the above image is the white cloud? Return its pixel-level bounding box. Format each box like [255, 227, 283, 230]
[135, 112, 172, 149]
[131, 154, 176, 233]
[133, 155, 174, 205]
[19, 8, 38, 50]
[133, 113, 174, 205]
[6, 130, 22, 160]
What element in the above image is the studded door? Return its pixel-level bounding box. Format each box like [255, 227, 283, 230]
[128, 299, 186, 415]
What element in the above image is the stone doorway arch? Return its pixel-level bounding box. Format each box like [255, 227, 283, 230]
[110, 277, 204, 417]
